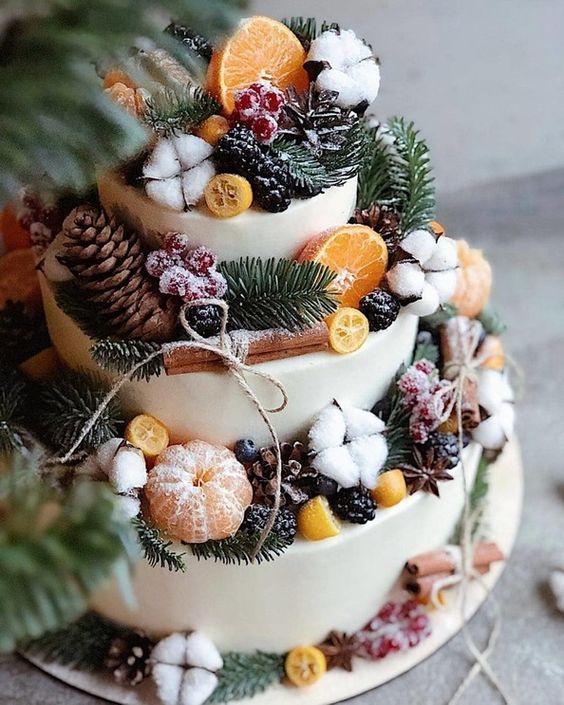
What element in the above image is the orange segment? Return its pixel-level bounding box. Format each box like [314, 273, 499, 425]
[0, 248, 41, 311]
[297, 496, 341, 541]
[125, 414, 170, 459]
[299, 225, 388, 309]
[206, 16, 309, 114]
[327, 308, 369, 354]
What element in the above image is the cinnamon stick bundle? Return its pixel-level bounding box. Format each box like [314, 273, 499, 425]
[405, 565, 489, 601]
[404, 541, 504, 578]
[164, 323, 329, 375]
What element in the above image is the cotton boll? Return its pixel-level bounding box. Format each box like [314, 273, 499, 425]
[423, 236, 458, 272]
[175, 135, 214, 171]
[311, 446, 358, 488]
[348, 435, 388, 489]
[341, 403, 386, 440]
[185, 632, 223, 672]
[400, 229, 437, 264]
[386, 261, 425, 300]
[307, 30, 346, 67]
[425, 269, 458, 303]
[115, 493, 141, 520]
[146, 177, 185, 211]
[181, 160, 216, 207]
[152, 663, 184, 705]
[347, 58, 380, 104]
[109, 446, 147, 494]
[476, 369, 511, 414]
[143, 139, 180, 180]
[42, 232, 74, 282]
[549, 570, 564, 612]
[316, 68, 363, 109]
[308, 403, 347, 452]
[152, 633, 189, 666]
[405, 281, 440, 316]
[180, 668, 218, 705]
[95, 438, 124, 474]
[472, 414, 507, 451]
[498, 402, 515, 438]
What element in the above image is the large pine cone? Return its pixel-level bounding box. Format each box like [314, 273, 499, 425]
[61, 205, 178, 342]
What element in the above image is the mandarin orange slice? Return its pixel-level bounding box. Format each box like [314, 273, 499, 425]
[450, 239, 492, 317]
[145, 440, 253, 543]
[206, 16, 309, 114]
[299, 224, 388, 309]
[327, 308, 369, 354]
[125, 414, 170, 459]
[0, 248, 41, 311]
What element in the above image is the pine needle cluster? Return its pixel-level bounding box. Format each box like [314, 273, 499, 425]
[281, 17, 340, 48]
[144, 86, 221, 137]
[0, 454, 137, 652]
[219, 258, 338, 331]
[209, 651, 286, 703]
[91, 339, 165, 382]
[190, 529, 293, 566]
[375, 365, 412, 470]
[133, 516, 186, 573]
[0, 366, 30, 455]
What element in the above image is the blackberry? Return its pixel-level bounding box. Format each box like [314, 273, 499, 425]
[424, 433, 460, 469]
[308, 473, 339, 498]
[165, 23, 213, 61]
[186, 304, 222, 338]
[359, 288, 401, 332]
[331, 486, 376, 524]
[234, 438, 260, 465]
[215, 126, 293, 212]
[241, 504, 297, 542]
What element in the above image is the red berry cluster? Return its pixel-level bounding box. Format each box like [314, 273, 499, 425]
[233, 82, 285, 144]
[397, 360, 452, 444]
[356, 600, 431, 660]
[145, 233, 227, 302]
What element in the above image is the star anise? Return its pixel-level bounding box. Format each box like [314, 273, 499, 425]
[399, 447, 454, 498]
[317, 631, 361, 672]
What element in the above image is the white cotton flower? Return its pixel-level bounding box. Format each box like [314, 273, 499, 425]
[184, 632, 223, 672]
[108, 445, 147, 494]
[386, 261, 425, 300]
[476, 369, 514, 415]
[153, 663, 185, 705]
[311, 445, 358, 488]
[348, 434, 388, 489]
[307, 28, 380, 109]
[115, 493, 141, 520]
[152, 633, 189, 666]
[425, 269, 458, 303]
[308, 403, 347, 452]
[405, 281, 440, 316]
[143, 135, 216, 211]
[472, 369, 515, 451]
[180, 669, 218, 705]
[341, 402, 386, 441]
[95, 437, 124, 473]
[400, 229, 437, 264]
[423, 235, 458, 271]
[549, 570, 564, 612]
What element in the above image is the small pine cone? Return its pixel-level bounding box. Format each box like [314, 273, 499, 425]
[61, 205, 178, 341]
[350, 204, 402, 260]
[248, 441, 312, 507]
[105, 631, 154, 686]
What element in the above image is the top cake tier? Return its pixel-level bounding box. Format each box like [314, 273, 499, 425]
[98, 172, 358, 261]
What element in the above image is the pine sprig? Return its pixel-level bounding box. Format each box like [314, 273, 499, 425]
[281, 17, 340, 48]
[209, 651, 286, 703]
[55, 281, 112, 340]
[357, 124, 399, 211]
[190, 530, 293, 566]
[24, 612, 121, 670]
[271, 138, 329, 194]
[133, 516, 186, 573]
[0, 366, 30, 455]
[453, 455, 491, 542]
[387, 116, 436, 233]
[91, 339, 164, 382]
[0, 454, 136, 652]
[36, 369, 124, 455]
[376, 365, 412, 469]
[321, 119, 367, 186]
[219, 258, 338, 332]
[144, 86, 221, 137]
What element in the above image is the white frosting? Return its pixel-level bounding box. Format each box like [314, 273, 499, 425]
[40, 277, 418, 446]
[98, 173, 358, 261]
[91, 443, 482, 652]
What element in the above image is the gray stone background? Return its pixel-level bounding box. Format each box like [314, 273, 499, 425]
[2, 1, 564, 702]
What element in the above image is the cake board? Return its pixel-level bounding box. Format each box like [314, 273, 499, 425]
[23, 438, 523, 705]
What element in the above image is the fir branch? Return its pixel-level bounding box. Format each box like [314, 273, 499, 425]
[376, 365, 413, 469]
[0, 454, 136, 652]
[190, 530, 293, 566]
[0, 301, 51, 366]
[36, 369, 124, 455]
[55, 281, 112, 340]
[218, 258, 338, 332]
[281, 17, 339, 48]
[144, 86, 221, 137]
[91, 339, 164, 383]
[478, 304, 507, 336]
[24, 612, 121, 670]
[0, 366, 30, 455]
[271, 138, 329, 194]
[387, 117, 436, 233]
[209, 651, 286, 703]
[356, 123, 399, 211]
[320, 119, 367, 187]
[133, 516, 186, 573]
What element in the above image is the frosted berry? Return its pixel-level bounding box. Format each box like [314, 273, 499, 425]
[423, 432, 460, 469]
[200, 270, 228, 299]
[234, 439, 259, 465]
[261, 86, 285, 116]
[145, 249, 180, 277]
[251, 114, 278, 143]
[184, 245, 217, 276]
[331, 486, 376, 524]
[234, 87, 262, 120]
[163, 232, 190, 255]
[357, 599, 430, 661]
[241, 504, 297, 542]
[158, 265, 195, 297]
[414, 359, 435, 375]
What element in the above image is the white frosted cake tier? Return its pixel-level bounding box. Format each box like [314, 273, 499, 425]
[98, 173, 358, 260]
[92, 443, 481, 652]
[40, 277, 418, 446]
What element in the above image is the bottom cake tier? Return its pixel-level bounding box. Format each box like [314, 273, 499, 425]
[92, 443, 482, 652]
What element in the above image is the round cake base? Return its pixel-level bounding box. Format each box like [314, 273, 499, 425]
[23, 439, 523, 705]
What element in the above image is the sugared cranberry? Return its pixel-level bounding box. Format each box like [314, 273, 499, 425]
[234, 88, 262, 120]
[261, 86, 285, 116]
[145, 250, 181, 278]
[251, 114, 278, 143]
[163, 232, 190, 255]
[184, 245, 217, 276]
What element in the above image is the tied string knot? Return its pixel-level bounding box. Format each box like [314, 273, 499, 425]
[49, 298, 288, 561]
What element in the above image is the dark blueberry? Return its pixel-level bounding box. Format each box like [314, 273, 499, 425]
[234, 438, 260, 465]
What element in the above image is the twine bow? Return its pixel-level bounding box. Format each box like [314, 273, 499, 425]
[50, 298, 288, 560]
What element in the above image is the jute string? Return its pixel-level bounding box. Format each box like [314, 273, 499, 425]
[48, 298, 288, 560]
[435, 318, 516, 705]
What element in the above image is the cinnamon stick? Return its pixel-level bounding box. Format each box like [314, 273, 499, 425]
[164, 324, 329, 375]
[406, 565, 490, 601]
[404, 541, 504, 578]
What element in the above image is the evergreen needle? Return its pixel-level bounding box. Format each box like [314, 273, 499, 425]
[133, 516, 186, 573]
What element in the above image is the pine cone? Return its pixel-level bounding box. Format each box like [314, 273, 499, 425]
[61, 205, 178, 341]
[350, 204, 402, 260]
[105, 631, 154, 686]
[248, 441, 313, 507]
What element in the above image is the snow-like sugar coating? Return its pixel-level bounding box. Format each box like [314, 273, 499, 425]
[386, 261, 425, 300]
